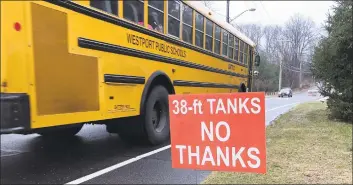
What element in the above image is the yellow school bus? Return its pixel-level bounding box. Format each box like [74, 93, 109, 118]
[0, 0, 260, 145]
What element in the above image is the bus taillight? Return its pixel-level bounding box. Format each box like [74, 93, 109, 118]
[14, 22, 21, 31]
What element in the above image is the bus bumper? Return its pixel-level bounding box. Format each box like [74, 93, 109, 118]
[0, 93, 30, 134]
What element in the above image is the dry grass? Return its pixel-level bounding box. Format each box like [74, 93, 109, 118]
[202, 102, 352, 184]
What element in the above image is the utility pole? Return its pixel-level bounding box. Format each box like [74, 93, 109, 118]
[279, 56, 282, 91]
[299, 57, 302, 89]
[226, 0, 230, 23]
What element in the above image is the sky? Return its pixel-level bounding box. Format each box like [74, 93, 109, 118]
[205, 1, 335, 29]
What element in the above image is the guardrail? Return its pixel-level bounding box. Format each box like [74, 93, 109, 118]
[265, 92, 277, 96]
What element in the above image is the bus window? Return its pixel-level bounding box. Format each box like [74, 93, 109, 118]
[234, 37, 239, 61]
[182, 3, 193, 44]
[244, 43, 248, 64]
[123, 0, 144, 24]
[148, 0, 163, 11]
[222, 30, 228, 56]
[239, 40, 244, 63]
[205, 19, 213, 51]
[249, 48, 253, 65]
[228, 34, 234, 59]
[168, 0, 181, 38]
[90, 0, 118, 15]
[214, 25, 221, 54]
[195, 12, 204, 48]
[148, 0, 164, 33]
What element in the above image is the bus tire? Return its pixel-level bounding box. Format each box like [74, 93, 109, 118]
[142, 85, 170, 145]
[107, 85, 170, 145]
[37, 124, 83, 139]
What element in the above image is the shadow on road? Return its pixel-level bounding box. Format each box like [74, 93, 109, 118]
[1, 126, 170, 184]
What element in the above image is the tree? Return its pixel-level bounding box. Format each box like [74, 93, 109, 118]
[263, 25, 282, 64]
[238, 24, 264, 49]
[253, 52, 279, 92]
[311, 0, 353, 122]
[281, 14, 318, 88]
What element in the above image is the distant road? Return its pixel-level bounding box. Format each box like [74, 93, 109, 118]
[1, 91, 320, 184]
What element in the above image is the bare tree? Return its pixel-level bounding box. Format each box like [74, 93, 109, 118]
[238, 24, 264, 49]
[282, 13, 318, 88]
[263, 25, 283, 64]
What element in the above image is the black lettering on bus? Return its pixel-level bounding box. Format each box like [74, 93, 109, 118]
[141, 37, 146, 47]
[155, 42, 159, 50]
[134, 35, 137, 45]
[132, 35, 137, 45]
[137, 36, 141, 46]
[138, 36, 141, 46]
[159, 43, 162, 52]
[151, 40, 155, 49]
[148, 40, 152, 48]
[160, 44, 165, 52]
[148, 39, 151, 48]
[177, 48, 181, 56]
[164, 44, 167, 53]
[134, 35, 138, 45]
[127, 33, 133, 44]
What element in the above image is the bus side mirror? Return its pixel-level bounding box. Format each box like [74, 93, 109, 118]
[253, 70, 259, 76]
[254, 55, 260, 66]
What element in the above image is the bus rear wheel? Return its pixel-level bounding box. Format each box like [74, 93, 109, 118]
[143, 85, 170, 145]
[108, 85, 170, 145]
[37, 124, 83, 139]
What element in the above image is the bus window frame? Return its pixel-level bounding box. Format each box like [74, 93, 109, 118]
[214, 25, 221, 55]
[89, 0, 119, 17]
[147, 0, 165, 33]
[228, 34, 234, 59]
[167, 0, 182, 39]
[181, 2, 193, 44]
[222, 29, 228, 57]
[194, 11, 205, 48]
[205, 18, 213, 52]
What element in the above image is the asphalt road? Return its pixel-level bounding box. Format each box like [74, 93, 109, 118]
[1, 91, 321, 184]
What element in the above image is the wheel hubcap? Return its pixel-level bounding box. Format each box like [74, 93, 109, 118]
[151, 101, 165, 133]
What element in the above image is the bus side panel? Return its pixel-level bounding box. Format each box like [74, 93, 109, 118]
[0, 1, 29, 93]
[30, 3, 100, 116]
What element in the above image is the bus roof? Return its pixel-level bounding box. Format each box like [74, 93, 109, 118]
[184, 1, 256, 48]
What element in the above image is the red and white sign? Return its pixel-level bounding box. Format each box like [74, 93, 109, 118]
[169, 92, 266, 173]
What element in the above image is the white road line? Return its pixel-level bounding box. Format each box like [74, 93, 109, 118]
[65, 145, 171, 184]
[65, 102, 301, 184]
[266, 102, 300, 112]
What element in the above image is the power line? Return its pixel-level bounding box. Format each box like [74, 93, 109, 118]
[259, 1, 271, 22]
[282, 64, 311, 74]
[282, 65, 300, 72]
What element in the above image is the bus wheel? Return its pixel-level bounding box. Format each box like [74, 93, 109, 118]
[107, 85, 170, 145]
[37, 124, 83, 139]
[143, 85, 170, 145]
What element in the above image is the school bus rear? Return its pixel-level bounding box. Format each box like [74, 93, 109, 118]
[0, 1, 106, 134]
[1, 1, 32, 133]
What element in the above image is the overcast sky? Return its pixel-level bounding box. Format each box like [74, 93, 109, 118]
[206, 1, 335, 29]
